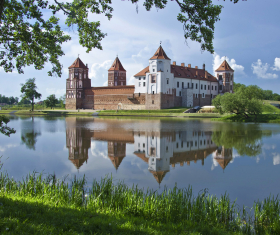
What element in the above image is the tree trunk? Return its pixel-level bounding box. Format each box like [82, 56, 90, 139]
[32, 96, 34, 111]
[0, 0, 5, 23]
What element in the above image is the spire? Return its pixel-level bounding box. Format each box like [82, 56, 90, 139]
[149, 170, 169, 185]
[68, 57, 87, 69]
[150, 45, 171, 60]
[215, 60, 234, 72]
[108, 57, 126, 71]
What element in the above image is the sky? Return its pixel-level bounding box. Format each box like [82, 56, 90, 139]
[1, 0, 280, 100]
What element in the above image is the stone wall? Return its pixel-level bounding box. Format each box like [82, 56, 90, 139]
[145, 94, 161, 110]
[193, 94, 212, 107]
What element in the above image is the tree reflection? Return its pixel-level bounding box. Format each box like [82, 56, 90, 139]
[211, 124, 272, 157]
[21, 117, 41, 150]
[21, 131, 41, 150]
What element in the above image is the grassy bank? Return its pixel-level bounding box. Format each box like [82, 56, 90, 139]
[212, 104, 280, 123]
[98, 108, 220, 118]
[0, 171, 279, 234]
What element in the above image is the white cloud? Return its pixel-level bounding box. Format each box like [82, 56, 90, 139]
[89, 60, 113, 87]
[252, 59, 278, 79]
[272, 58, 280, 71]
[45, 88, 65, 98]
[212, 53, 245, 76]
[272, 153, 280, 165]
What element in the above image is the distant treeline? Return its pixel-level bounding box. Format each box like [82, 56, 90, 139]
[0, 95, 19, 104]
[234, 83, 280, 101]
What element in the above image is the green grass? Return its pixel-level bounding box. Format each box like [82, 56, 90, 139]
[0, 170, 279, 234]
[212, 103, 280, 123]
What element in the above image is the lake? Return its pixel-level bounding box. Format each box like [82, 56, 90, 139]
[1, 115, 280, 208]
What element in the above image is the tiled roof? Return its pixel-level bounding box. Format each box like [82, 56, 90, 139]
[150, 45, 171, 60]
[108, 57, 126, 71]
[68, 57, 87, 69]
[171, 65, 218, 82]
[134, 64, 218, 82]
[134, 66, 149, 77]
[215, 60, 234, 72]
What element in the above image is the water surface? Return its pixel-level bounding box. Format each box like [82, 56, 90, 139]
[1, 115, 280, 207]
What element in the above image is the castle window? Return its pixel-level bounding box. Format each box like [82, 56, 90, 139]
[196, 83, 198, 89]
[208, 85, 210, 90]
[139, 82, 141, 87]
[151, 75, 156, 83]
[153, 69, 155, 72]
[188, 83, 189, 88]
[182, 82, 184, 88]
[139, 77, 141, 80]
[219, 85, 222, 90]
[143, 82, 146, 87]
[202, 93, 205, 98]
[143, 77, 146, 80]
[204, 85, 206, 90]
[211, 94, 213, 98]
[79, 74, 82, 79]
[215, 86, 217, 90]
[212, 85, 213, 90]
[181, 141, 183, 148]
[166, 146, 168, 152]
[167, 79, 169, 84]
[152, 100, 154, 104]
[176, 143, 178, 148]
[201, 84, 203, 90]
[143, 143, 145, 147]
[179, 91, 181, 96]
[219, 75, 223, 80]
[230, 85, 232, 90]
[152, 91, 155, 94]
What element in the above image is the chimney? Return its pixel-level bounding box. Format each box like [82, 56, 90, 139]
[196, 70, 198, 76]
[205, 71, 208, 79]
[173, 61, 176, 65]
[195, 66, 198, 69]
[203, 63, 205, 70]
[86, 64, 88, 68]
[188, 64, 191, 68]
[181, 63, 185, 67]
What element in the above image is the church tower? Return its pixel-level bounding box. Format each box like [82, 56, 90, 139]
[215, 60, 234, 94]
[66, 57, 91, 109]
[108, 56, 126, 86]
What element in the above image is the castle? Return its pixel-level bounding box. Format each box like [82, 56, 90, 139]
[66, 45, 234, 110]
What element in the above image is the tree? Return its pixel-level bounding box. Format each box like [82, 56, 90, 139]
[58, 94, 66, 108]
[0, 0, 240, 77]
[45, 94, 58, 109]
[212, 85, 263, 119]
[20, 78, 42, 111]
[0, 115, 16, 136]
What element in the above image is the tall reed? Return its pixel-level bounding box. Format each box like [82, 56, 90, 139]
[0, 171, 279, 234]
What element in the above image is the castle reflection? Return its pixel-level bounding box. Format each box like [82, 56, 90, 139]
[65, 117, 233, 182]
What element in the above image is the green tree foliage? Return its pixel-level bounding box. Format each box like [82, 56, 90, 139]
[0, 0, 240, 76]
[211, 123, 272, 157]
[20, 78, 42, 111]
[212, 85, 263, 119]
[234, 82, 280, 101]
[45, 94, 58, 109]
[0, 115, 16, 136]
[58, 94, 66, 108]
[0, 94, 19, 104]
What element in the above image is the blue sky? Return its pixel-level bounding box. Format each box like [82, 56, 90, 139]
[1, 0, 280, 100]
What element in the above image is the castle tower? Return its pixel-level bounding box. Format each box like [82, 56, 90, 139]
[108, 141, 126, 170]
[66, 57, 91, 109]
[213, 146, 233, 170]
[215, 60, 234, 94]
[108, 57, 126, 86]
[66, 117, 91, 169]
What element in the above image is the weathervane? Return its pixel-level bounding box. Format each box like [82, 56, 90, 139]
[78, 54, 79, 58]
[160, 41, 162, 45]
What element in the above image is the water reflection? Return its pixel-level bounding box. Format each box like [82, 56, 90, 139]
[65, 117, 238, 183]
[21, 117, 41, 150]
